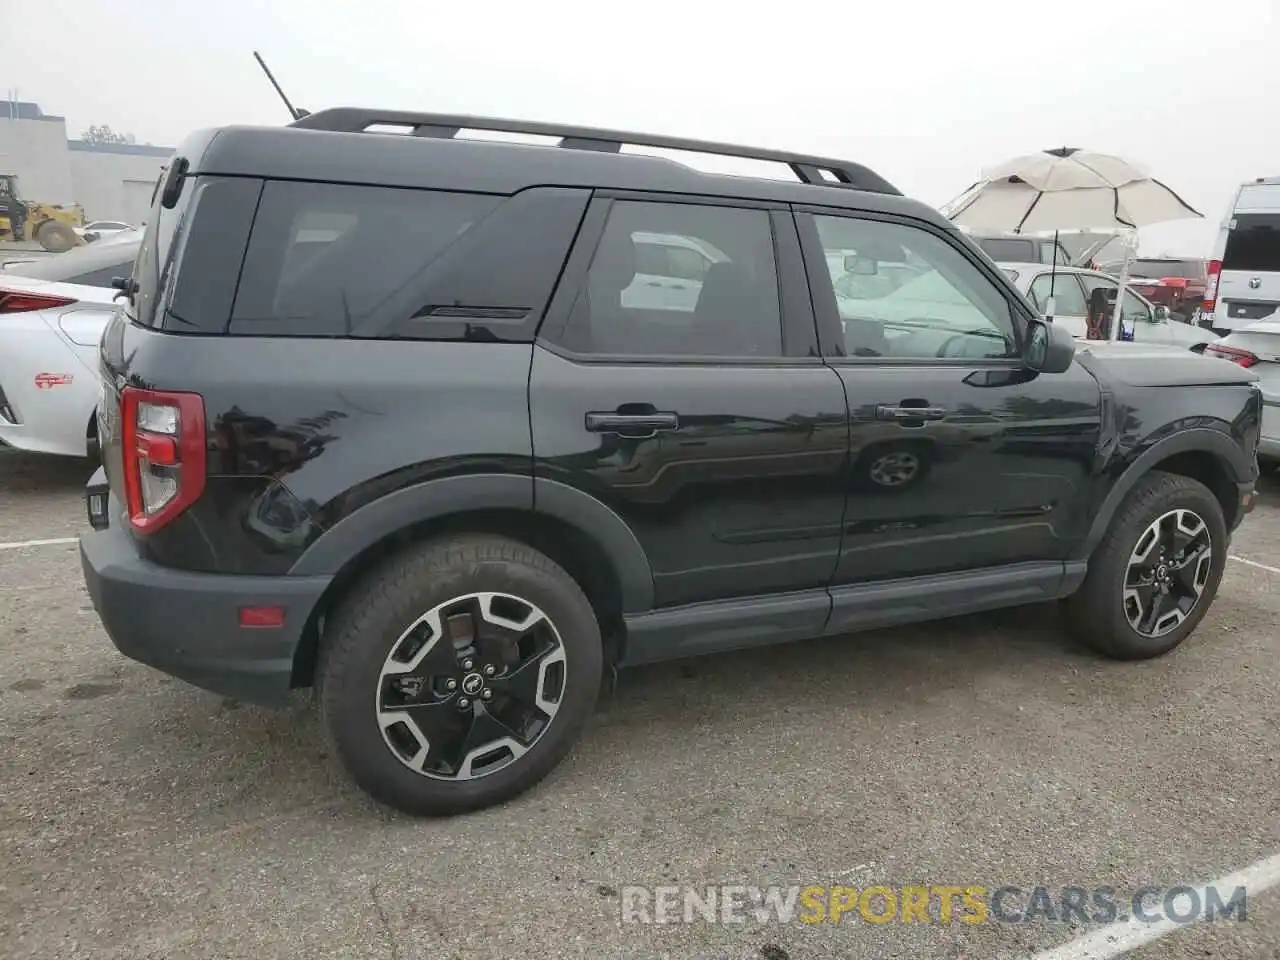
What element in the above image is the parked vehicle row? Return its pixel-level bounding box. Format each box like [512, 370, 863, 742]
[999, 262, 1211, 350]
[1097, 257, 1208, 324]
[72, 108, 1262, 819]
[1201, 177, 1280, 338]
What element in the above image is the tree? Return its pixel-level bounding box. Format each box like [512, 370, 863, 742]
[80, 124, 136, 145]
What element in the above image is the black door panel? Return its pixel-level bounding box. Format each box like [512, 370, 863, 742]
[832, 362, 1102, 582]
[795, 207, 1105, 585]
[531, 348, 849, 607]
[532, 194, 845, 609]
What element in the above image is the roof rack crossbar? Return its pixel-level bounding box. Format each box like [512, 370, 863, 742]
[289, 107, 901, 195]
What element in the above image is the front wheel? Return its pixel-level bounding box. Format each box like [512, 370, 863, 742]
[1064, 471, 1226, 660]
[319, 535, 603, 816]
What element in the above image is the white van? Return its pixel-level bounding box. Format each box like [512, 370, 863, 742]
[1202, 178, 1280, 334]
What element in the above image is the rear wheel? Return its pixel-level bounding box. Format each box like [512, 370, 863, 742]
[318, 535, 603, 816]
[1064, 471, 1226, 660]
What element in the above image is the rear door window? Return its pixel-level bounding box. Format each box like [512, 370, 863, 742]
[976, 238, 1036, 263]
[230, 181, 502, 337]
[1222, 214, 1280, 272]
[1028, 273, 1088, 315]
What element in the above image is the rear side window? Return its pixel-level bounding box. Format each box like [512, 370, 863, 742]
[230, 182, 502, 337]
[977, 238, 1036, 263]
[557, 200, 783, 358]
[1222, 214, 1280, 272]
[1129, 259, 1203, 280]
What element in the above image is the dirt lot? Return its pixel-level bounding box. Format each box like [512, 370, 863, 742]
[1, 448, 1277, 960]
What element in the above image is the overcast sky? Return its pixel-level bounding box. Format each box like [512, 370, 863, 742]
[7, 0, 1276, 256]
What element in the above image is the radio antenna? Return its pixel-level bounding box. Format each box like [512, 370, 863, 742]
[253, 51, 308, 121]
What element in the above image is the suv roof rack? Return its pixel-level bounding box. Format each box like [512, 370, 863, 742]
[288, 107, 902, 196]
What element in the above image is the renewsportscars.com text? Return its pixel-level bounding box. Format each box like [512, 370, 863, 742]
[620, 884, 1249, 926]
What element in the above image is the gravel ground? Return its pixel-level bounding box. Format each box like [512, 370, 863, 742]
[1, 448, 1277, 960]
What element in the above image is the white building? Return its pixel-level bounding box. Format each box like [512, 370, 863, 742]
[0, 100, 173, 226]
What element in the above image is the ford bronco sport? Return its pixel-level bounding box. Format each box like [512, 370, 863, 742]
[80, 108, 1264, 817]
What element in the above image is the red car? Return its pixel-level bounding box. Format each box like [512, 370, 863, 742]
[1099, 257, 1208, 323]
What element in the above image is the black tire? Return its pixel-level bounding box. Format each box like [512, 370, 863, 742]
[1064, 471, 1227, 660]
[35, 220, 78, 254]
[318, 534, 603, 816]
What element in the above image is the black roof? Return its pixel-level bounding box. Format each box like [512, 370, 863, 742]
[180, 108, 950, 227]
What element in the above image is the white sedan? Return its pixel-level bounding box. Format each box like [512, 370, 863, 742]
[1203, 321, 1280, 470]
[998, 261, 1213, 351]
[0, 238, 139, 457]
[74, 220, 136, 243]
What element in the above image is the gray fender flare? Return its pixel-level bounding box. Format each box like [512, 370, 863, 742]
[288, 473, 654, 612]
[1073, 428, 1254, 562]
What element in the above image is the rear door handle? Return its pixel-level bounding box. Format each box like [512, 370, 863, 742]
[875, 404, 947, 422]
[586, 410, 679, 438]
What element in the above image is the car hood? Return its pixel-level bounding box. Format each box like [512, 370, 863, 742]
[1074, 340, 1259, 388]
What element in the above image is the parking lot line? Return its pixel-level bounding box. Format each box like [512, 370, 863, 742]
[1229, 555, 1280, 575]
[1026, 852, 1280, 960]
[0, 536, 78, 551]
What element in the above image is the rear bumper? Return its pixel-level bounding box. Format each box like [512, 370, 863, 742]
[80, 501, 331, 706]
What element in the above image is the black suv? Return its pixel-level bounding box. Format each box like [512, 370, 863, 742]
[80, 108, 1264, 817]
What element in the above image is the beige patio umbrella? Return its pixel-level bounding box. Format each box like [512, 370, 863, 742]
[943, 148, 1202, 341]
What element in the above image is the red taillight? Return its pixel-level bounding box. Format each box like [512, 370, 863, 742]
[1203, 344, 1259, 368]
[1202, 260, 1222, 312]
[120, 386, 206, 534]
[0, 289, 77, 314]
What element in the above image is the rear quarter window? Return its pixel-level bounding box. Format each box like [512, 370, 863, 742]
[230, 181, 503, 337]
[227, 182, 589, 341]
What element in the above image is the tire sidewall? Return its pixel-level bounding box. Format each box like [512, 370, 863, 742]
[322, 546, 603, 814]
[1088, 478, 1228, 656]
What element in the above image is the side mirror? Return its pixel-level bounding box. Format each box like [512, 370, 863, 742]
[1024, 317, 1075, 374]
[1152, 305, 1171, 322]
[844, 254, 879, 276]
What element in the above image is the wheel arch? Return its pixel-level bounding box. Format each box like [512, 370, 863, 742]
[1073, 428, 1252, 562]
[287, 474, 653, 688]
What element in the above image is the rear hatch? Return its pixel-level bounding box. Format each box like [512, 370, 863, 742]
[1217, 186, 1280, 325]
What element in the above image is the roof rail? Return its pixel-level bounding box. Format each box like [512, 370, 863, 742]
[288, 107, 902, 196]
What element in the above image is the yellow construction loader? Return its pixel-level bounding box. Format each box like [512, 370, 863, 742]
[0, 174, 85, 253]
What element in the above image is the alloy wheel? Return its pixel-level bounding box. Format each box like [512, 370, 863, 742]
[1122, 508, 1213, 638]
[375, 592, 567, 780]
[869, 451, 920, 487]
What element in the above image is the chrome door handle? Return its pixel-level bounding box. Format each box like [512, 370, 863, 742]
[585, 410, 679, 438]
[875, 405, 947, 422]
